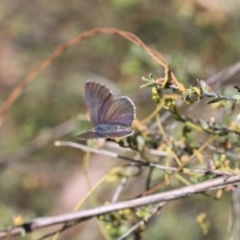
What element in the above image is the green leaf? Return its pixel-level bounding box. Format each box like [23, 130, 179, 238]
[232, 94, 240, 103]
[206, 98, 222, 104]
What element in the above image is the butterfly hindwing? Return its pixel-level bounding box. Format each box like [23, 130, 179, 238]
[103, 130, 133, 138]
[102, 97, 136, 127]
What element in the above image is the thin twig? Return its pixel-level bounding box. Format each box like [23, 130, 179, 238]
[111, 165, 134, 203]
[0, 175, 239, 239]
[162, 84, 239, 102]
[146, 167, 154, 191]
[117, 202, 167, 240]
[54, 140, 235, 176]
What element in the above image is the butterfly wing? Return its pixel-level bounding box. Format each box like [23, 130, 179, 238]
[94, 124, 134, 139]
[85, 81, 113, 126]
[78, 130, 108, 140]
[104, 130, 134, 138]
[82, 81, 136, 140]
[78, 130, 133, 140]
[101, 97, 136, 127]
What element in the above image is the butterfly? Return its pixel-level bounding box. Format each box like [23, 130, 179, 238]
[78, 81, 136, 140]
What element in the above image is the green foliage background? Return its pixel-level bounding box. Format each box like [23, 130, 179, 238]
[0, 0, 240, 239]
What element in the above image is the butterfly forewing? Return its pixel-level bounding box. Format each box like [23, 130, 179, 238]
[102, 97, 135, 127]
[85, 81, 113, 126]
[103, 130, 133, 138]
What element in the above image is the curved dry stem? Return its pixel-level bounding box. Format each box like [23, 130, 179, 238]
[0, 27, 170, 129]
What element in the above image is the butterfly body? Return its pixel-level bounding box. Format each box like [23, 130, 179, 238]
[95, 124, 126, 132]
[78, 81, 136, 140]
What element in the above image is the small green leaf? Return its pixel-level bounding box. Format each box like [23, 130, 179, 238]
[206, 98, 222, 104]
[233, 94, 240, 103]
[136, 206, 152, 218]
[141, 76, 149, 82]
[141, 82, 155, 88]
[140, 74, 156, 88]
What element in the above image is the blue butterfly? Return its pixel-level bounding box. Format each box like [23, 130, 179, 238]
[78, 81, 136, 139]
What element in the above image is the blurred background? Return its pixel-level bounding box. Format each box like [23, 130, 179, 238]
[0, 0, 240, 239]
